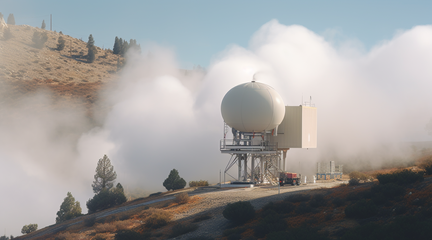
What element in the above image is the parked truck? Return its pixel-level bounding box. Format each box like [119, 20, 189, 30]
[279, 172, 301, 186]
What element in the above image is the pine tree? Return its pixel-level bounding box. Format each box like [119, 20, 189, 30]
[92, 154, 117, 193]
[163, 169, 186, 191]
[87, 34, 97, 63]
[57, 36, 65, 50]
[7, 14, 15, 25]
[0, 12, 3, 20]
[41, 20, 46, 29]
[56, 192, 82, 223]
[120, 39, 129, 56]
[113, 36, 120, 54]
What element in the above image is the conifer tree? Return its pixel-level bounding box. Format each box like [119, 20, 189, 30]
[87, 34, 97, 63]
[0, 12, 3, 20]
[163, 169, 186, 191]
[56, 192, 82, 223]
[92, 154, 117, 193]
[7, 14, 15, 25]
[41, 20, 46, 29]
[113, 36, 120, 54]
[57, 36, 65, 50]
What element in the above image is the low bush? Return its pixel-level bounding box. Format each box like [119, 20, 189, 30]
[223, 201, 255, 224]
[169, 223, 199, 238]
[174, 192, 190, 204]
[189, 180, 209, 187]
[285, 194, 310, 203]
[376, 169, 424, 185]
[349, 178, 360, 186]
[145, 209, 172, 229]
[21, 224, 38, 234]
[345, 199, 378, 219]
[349, 171, 370, 181]
[86, 187, 127, 214]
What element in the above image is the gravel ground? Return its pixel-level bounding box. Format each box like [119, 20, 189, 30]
[172, 181, 347, 239]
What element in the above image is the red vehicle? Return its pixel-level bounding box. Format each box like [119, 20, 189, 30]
[279, 172, 301, 186]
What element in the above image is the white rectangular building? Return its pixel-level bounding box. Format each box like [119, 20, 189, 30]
[269, 106, 317, 149]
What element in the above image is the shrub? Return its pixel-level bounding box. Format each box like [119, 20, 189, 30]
[285, 194, 310, 203]
[95, 223, 116, 233]
[32, 31, 48, 48]
[174, 192, 190, 204]
[376, 169, 424, 185]
[169, 223, 199, 238]
[349, 171, 370, 181]
[189, 180, 209, 187]
[146, 209, 172, 228]
[345, 199, 378, 219]
[223, 201, 255, 224]
[57, 36, 65, 51]
[86, 186, 127, 214]
[349, 178, 360, 186]
[21, 224, 38, 234]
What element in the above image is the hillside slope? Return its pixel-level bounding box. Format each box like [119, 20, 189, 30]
[0, 24, 122, 112]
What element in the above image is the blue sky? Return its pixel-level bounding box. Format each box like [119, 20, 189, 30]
[2, 0, 432, 68]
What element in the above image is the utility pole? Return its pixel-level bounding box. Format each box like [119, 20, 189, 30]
[50, 14, 52, 31]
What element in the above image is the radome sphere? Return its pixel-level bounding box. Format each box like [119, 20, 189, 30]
[221, 81, 285, 132]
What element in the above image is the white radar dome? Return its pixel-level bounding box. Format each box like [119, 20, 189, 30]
[221, 81, 285, 133]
